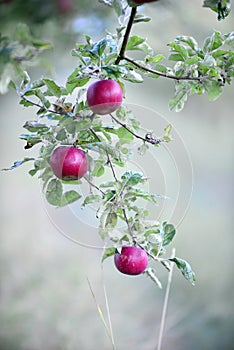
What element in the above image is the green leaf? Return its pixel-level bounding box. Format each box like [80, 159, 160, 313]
[204, 31, 224, 52]
[60, 190, 81, 206]
[122, 69, 143, 83]
[170, 257, 196, 285]
[93, 162, 105, 177]
[126, 36, 145, 50]
[207, 81, 223, 101]
[23, 121, 49, 133]
[56, 128, 67, 141]
[45, 179, 63, 206]
[168, 53, 184, 62]
[163, 124, 172, 138]
[161, 222, 176, 246]
[121, 171, 144, 186]
[19, 134, 42, 149]
[112, 0, 124, 16]
[82, 194, 102, 207]
[168, 42, 188, 61]
[34, 89, 51, 108]
[203, 0, 231, 20]
[20, 99, 35, 107]
[134, 14, 151, 24]
[102, 246, 117, 262]
[145, 54, 165, 64]
[76, 119, 92, 131]
[43, 79, 62, 98]
[105, 212, 118, 229]
[175, 35, 199, 51]
[169, 86, 188, 112]
[117, 126, 134, 144]
[67, 76, 90, 93]
[2, 157, 35, 171]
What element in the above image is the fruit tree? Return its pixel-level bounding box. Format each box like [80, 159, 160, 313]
[2, 0, 233, 290]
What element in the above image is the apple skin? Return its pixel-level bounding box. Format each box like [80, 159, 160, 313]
[87, 79, 123, 115]
[128, 0, 158, 5]
[114, 246, 148, 275]
[50, 146, 88, 181]
[58, 0, 73, 14]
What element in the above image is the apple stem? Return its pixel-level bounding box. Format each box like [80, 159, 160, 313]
[115, 7, 137, 65]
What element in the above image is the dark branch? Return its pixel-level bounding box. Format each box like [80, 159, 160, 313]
[84, 176, 105, 195]
[115, 7, 137, 65]
[122, 55, 208, 82]
[110, 113, 163, 145]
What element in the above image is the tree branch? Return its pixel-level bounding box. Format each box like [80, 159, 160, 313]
[84, 176, 105, 195]
[110, 113, 163, 145]
[122, 55, 208, 82]
[115, 7, 137, 65]
[20, 95, 61, 115]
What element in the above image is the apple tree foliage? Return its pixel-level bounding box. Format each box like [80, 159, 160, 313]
[2, 0, 233, 287]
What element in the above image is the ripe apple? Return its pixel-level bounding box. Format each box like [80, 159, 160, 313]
[114, 246, 148, 275]
[128, 0, 158, 5]
[57, 0, 73, 14]
[50, 146, 88, 180]
[87, 79, 123, 115]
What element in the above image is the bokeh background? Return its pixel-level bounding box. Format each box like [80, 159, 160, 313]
[0, 0, 234, 349]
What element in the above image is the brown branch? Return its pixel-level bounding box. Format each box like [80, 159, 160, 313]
[122, 55, 208, 82]
[21, 95, 61, 115]
[110, 113, 163, 145]
[115, 7, 137, 65]
[84, 176, 105, 195]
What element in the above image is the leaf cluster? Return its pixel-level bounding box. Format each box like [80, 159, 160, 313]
[0, 23, 51, 94]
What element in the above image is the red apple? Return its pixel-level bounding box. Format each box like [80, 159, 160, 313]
[114, 246, 148, 275]
[58, 0, 73, 14]
[87, 79, 123, 115]
[50, 146, 88, 180]
[128, 0, 158, 5]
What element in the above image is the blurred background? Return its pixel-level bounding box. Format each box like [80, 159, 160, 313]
[0, 0, 234, 349]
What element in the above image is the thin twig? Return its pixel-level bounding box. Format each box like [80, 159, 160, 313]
[122, 208, 134, 238]
[122, 55, 209, 83]
[89, 127, 118, 182]
[157, 248, 176, 350]
[101, 263, 115, 350]
[110, 113, 163, 145]
[87, 278, 114, 347]
[115, 7, 137, 65]
[84, 176, 105, 195]
[20, 95, 61, 115]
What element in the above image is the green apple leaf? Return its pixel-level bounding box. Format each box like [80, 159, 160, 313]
[82, 194, 102, 207]
[45, 179, 63, 206]
[170, 257, 196, 285]
[121, 171, 144, 186]
[60, 190, 82, 206]
[2, 157, 35, 171]
[161, 222, 176, 246]
[43, 79, 62, 98]
[102, 246, 117, 262]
